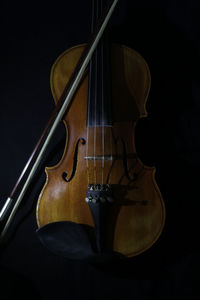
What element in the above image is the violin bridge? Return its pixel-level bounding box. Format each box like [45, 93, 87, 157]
[84, 156, 114, 161]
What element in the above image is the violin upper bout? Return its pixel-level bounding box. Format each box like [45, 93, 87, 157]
[111, 44, 151, 122]
[50, 43, 151, 123]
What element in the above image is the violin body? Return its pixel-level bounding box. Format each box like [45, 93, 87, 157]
[36, 43, 165, 258]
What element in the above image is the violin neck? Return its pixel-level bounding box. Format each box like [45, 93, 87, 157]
[87, 0, 112, 127]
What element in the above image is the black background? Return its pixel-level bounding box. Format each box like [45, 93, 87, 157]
[0, 0, 199, 299]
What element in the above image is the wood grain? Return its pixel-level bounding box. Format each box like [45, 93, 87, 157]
[36, 44, 165, 257]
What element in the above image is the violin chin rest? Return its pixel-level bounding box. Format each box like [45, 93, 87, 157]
[36, 221, 121, 263]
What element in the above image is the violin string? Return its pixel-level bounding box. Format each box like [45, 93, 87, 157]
[93, 0, 98, 185]
[110, 125, 113, 174]
[86, 0, 95, 184]
[101, 0, 105, 185]
[109, 44, 113, 173]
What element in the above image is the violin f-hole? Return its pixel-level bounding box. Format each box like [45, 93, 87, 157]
[62, 138, 86, 183]
[120, 138, 131, 180]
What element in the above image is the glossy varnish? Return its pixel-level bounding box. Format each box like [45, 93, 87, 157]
[36, 44, 165, 257]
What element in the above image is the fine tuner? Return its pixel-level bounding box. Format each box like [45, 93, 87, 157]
[85, 184, 114, 204]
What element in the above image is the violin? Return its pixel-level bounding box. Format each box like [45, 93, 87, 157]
[0, 0, 165, 261]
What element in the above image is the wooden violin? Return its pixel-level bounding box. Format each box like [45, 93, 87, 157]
[0, 0, 165, 261]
